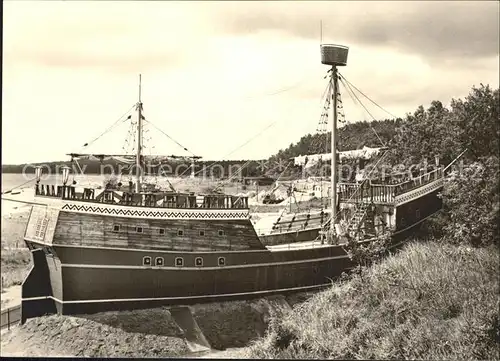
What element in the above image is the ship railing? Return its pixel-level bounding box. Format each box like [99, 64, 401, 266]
[34, 184, 249, 209]
[338, 181, 396, 204]
[369, 167, 443, 196]
[391, 167, 443, 196]
[338, 167, 443, 204]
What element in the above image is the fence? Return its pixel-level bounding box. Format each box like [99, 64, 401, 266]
[1, 305, 21, 330]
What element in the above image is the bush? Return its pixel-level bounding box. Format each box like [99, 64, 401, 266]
[442, 156, 499, 247]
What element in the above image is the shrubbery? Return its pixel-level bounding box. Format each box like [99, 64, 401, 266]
[243, 242, 499, 360]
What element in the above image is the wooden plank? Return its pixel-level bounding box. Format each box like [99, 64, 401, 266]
[52, 212, 265, 251]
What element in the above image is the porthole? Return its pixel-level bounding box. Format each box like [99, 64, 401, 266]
[155, 257, 164, 266]
[218, 230, 225, 236]
[199, 230, 205, 237]
[218, 257, 226, 267]
[159, 228, 165, 235]
[175, 257, 184, 267]
[143, 256, 152, 266]
[177, 229, 184, 236]
[136, 226, 143, 233]
[113, 224, 121, 232]
[195, 257, 203, 267]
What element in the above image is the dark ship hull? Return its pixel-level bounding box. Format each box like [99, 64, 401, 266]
[22, 224, 416, 319]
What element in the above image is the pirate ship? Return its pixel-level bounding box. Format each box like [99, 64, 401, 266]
[2, 45, 445, 322]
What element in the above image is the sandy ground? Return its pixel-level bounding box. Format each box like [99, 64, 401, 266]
[0, 294, 316, 358]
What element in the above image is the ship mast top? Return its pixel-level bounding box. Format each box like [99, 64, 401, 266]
[136, 74, 143, 193]
[320, 44, 349, 240]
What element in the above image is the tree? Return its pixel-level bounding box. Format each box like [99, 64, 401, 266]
[450, 84, 500, 163]
[442, 156, 499, 247]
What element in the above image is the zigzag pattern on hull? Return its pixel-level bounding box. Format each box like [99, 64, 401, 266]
[61, 203, 249, 220]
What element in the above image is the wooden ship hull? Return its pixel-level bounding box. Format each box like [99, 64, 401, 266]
[20, 169, 443, 321]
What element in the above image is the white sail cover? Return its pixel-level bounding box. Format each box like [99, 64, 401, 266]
[294, 146, 384, 169]
[68, 153, 199, 164]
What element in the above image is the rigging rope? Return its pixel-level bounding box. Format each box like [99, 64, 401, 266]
[80, 104, 136, 151]
[339, 74, 398, 120]
[171, 120, 279, 184]
[339, 75, 387, 148]
[143, 118, 197, 157]
[242, 70, 315, 100]
[1, 177, 37, 195]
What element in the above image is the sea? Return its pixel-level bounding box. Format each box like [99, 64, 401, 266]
[1, 173, 106, 217]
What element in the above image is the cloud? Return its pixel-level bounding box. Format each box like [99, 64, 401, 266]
[1, 1, 498, 164]
[2, 1, 210, 73]
[213, 1, 499, 61]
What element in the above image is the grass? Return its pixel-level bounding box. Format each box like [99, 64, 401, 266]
[242, 240, 500, 360]
[1, 249, 31, 290]
[1, 213, 29, 249]
[1, 212, 32, 290]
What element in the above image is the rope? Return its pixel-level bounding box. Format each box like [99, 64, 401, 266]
[143, 119, 197, 157]
[80, 104, 136, 150]
[242, 71, 314, 100]
[339, 76, 387, 148]
[339, 74, 398, 120]
[171, 120, 279, 184]
[1, 177, 37, 195]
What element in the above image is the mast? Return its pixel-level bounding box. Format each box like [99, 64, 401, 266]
[320, 44, 349, 241]
[330, 66, 338, 234]
[136, 74, 143, 193]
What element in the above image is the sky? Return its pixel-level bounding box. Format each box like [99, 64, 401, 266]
[2, 1, 499, 164]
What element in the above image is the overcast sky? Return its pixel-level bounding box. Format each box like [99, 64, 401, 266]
[2, 1, 499, 164]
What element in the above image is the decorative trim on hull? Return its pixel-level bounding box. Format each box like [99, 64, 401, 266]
[60, 203, 249, 220]
[394, 178, 444, 206]
[60, 253, 348, 271]
[24, 282, 332, 305]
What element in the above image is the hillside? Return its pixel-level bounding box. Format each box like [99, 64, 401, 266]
[242, 241, 499, 360]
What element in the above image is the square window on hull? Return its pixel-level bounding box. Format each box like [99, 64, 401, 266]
[143, 256, 152, 266]
[155, 257, 164, 266]
[195, 257, 203, 266]
[178, 230, 184, 236]
[175, 257, 184, 267]
[159, 228, 165, 235]
[113, 224, 120, 232]
[218, 257, 226, 266]
[136, 227, 143, 233]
